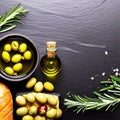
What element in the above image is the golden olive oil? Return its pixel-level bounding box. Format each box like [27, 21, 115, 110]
[40, 41, 61, 77]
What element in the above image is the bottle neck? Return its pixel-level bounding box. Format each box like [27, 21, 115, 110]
[47, 48, 56, 58]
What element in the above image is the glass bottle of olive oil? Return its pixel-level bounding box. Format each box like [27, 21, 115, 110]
[40, 41, 61, 77]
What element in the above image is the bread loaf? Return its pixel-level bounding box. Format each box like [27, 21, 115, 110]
[0, 83, 13, 120]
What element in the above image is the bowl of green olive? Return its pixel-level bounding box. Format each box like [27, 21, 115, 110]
[0, 34, 39, 82]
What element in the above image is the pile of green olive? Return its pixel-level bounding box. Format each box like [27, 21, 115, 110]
[26, 77, 55, 92]
[1, 41, 32, 75]
[15, 77, 62, 120]
[16, 93, 62, 120]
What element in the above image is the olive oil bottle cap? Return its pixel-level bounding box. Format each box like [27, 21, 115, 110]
[46, 41, 56, 51]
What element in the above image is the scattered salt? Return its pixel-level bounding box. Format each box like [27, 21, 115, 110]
[105, 51, 108, 55]
[102, 72, 105, 76]
[91, 77, 94, 80]
[113, 69, 116, 72]
[115, 72, 119, 76]
[115, 68, 119, 72]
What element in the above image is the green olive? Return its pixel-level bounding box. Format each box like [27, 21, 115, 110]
[34, 115, 46, 120]
[5, 67, 14, 75]
[34, 82, 43, 92]
[26, 93, 35, 103]
[16, 107, 28, 116]
[46, 108, 57, 119]
[36, 93, 47, 104]
[4, 43, 12, 52]
[13, 63, 23, 72]
[11, 41, 19, 51]
[16, 95, 26, 106]
[2, 51, 10, 63]
[44, 82, 54, 92]
[22, 115, 34, 120]
[29, 106, 38, 116]
[11, 54, 22, 63]
[23, 51, 32, 60]
[26, 77, 37, 89]
[47, 95, 58, 106]
[19, 43, 27, 53]
[55, 108, 62, 119]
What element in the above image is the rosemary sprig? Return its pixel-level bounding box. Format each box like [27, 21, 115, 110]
[0, 3, 29, 33]
[64, 92, 120, 113]
[64, 75, 120, 113]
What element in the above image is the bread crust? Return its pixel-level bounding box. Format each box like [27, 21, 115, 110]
[0, 83, 13, 120]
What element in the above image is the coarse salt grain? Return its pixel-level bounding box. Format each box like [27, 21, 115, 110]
[113, 69, 116, 72]
[91, 77, 94, 80]
[102, 72, 105, 76]
[105, 51, 108, 55]
[115, 72, 119, 76]
[115, 68, 119, 72]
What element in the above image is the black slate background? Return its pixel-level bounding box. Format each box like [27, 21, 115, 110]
[1, 0, 120, 120]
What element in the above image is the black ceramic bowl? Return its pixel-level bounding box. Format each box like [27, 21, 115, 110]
[0, 34, 39, 82]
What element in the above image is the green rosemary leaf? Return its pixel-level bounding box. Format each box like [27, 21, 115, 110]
[14, 15, 21, 20]
[115, 86, 120, 90]
[73, 94, 82, 102]
[114, 81, 120, 89]
[93, 91, 101, 97]
[84, 95, 98, 102]
[0, 13, 7, 23]
[105, 103, 113, 111]
[108, 89, 120, 93]
[7, 19, 23, 24]
[110, 75, 120, 84]
[113, 93, 120, 96]
[74, 106, 84, 113]
[103, 93, 115, 100]
[6, 3, 20, 17]
[100, 80, 113, 84]
[72, 94, 84, 103]
[96, 103, 108, 110]
[99, 85, 114, 92]
[0, 24, 16, 32]
[111, 102, 120, 111]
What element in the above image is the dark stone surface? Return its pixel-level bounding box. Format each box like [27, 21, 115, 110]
[0, 0, 120, 120]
